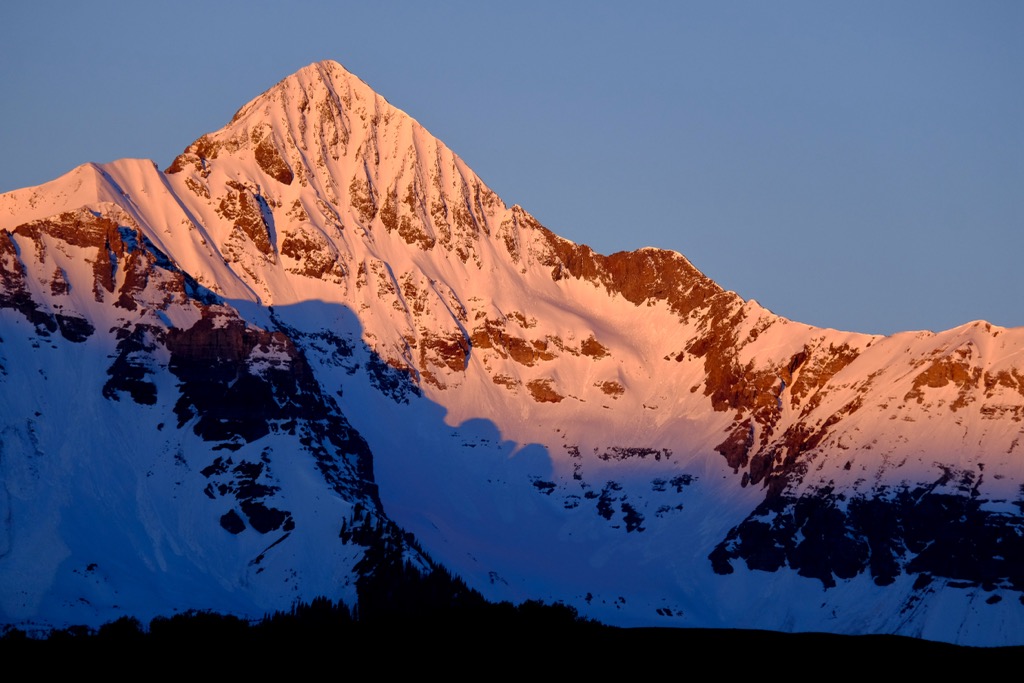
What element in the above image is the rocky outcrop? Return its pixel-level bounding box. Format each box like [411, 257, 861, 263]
[711, 468, 1024, 592]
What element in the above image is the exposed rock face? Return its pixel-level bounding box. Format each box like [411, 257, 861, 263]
[711, 468, 1024, 592]
[0, 230, 63, 336]
[526, 378, 564, 403]
[103, 324, 161, 404]
[217, 181, 276, 257]
[1, 60, 1022, 645]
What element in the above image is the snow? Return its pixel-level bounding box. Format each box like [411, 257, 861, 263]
[0, 59, 1022, 644]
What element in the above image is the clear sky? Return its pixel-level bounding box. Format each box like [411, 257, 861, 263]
[2, 1, 1021, 335]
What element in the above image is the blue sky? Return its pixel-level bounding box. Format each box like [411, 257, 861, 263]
[2, 1, 1021, 335]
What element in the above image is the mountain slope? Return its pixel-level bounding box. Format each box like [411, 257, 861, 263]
[1, 61, 1022, 645]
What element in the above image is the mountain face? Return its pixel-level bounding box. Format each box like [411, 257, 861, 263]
[2, 60, 1023, 645]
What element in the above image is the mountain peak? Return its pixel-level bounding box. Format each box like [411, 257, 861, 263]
[3, 60, 1024, 646]
[166, 58, 407, 182]
[162, 58, 496, 244]
[228, 60, 377, 124]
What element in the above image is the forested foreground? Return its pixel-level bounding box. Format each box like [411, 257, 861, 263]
[2, 560, 1020, 670]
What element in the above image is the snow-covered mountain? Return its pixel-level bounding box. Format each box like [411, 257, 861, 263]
[1, 60, 1022, 645]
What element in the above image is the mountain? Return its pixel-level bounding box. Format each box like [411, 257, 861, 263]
[1, 60, 1022, 645]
